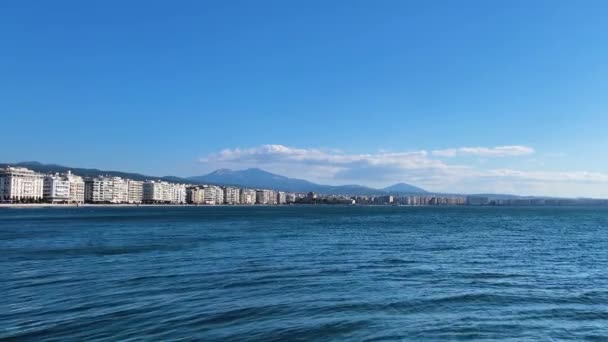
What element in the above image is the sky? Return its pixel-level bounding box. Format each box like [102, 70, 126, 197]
[1, 0, 608, 197]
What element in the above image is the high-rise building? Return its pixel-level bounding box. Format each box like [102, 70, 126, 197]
[196, 185, 222, 205]
[215, 186, 224, 205]
[256, 189, 273, 204]
[0, 167, 44, 203]
[170, 183, 187, 204]
[143, 181, 187, 204]
[65, 171, 85, 203]
[143, 181, 168, 203]
[268, 190, 277, 205]
[43, 173, 71, 203]
[187, 186, 204, 204]
[223, 187, 240, 204]
[240, 189, 256, 205]
[286, 192, 296, 204]
[276, 191, 286, 204]
[111, 177, 129, 203]
[85, 177, 114, 203]
[127, 180, 143, 204]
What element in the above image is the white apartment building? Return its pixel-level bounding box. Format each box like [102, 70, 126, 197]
[187, 186, 204, 204]
[276, 191, 286, 205]
[66, 171, 85, 203]
[143, 181, 169, 203]
[143, 181, 186, 204]
[111, 177, 129, 203]
[286, 192, 296, 204]
[0, 167, 44, 202]
[197, 185, 223, 205]
[268, 190, 277, 205]
[223, 187, 240, 204]
[171, 183, 187, 204]
[85, 177, 114, 203]
[256, 189, 273, 204]
[215, 186, 224, 205]
[43, 174, 71, 203]
[240, 189, 256, 205]
[202, 186, 214, 204]
[127, 180, 143, 204]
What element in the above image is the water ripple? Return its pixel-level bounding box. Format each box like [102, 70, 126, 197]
[2, 206, 608, 341]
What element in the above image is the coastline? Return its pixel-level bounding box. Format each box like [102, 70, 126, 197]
[0, 203, 211, 208]
[0, 203, 301, 208]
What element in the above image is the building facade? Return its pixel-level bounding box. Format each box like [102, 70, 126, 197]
[256, 189, 272, 204]
[223, 187, 240, 204]
[85, 177, 114, 203]
[127, 180, 143, 204]
[276, 191, 286, 204]
[143, 181, 186, 204]
[110, 177, 129, 203]
[66, 171, 85, 203]
[143, 181, 168, 203]
[43, 174, 71, 203]
[240, 189, 256, 205]
[286, 192, 296, 204]
[187, 186, 204, 204]
[0, 167, 44, 203]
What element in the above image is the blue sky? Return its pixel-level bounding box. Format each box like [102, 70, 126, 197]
[1, 1, 608, 197]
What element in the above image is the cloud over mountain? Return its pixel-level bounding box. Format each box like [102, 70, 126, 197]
[199, 144, 608, 197]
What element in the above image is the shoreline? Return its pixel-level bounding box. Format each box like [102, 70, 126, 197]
[0, 203, 250, 208]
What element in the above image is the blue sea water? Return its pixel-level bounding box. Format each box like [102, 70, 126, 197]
[2, 206, 608, 341]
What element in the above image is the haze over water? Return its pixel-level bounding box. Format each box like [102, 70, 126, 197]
[3, 206, 608, 340]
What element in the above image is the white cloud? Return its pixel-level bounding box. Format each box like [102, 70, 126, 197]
[199, 144, 608, 197]
[201, 144, 444, 170]
[432, 145, 535, 157]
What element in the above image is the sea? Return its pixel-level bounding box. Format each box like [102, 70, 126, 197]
[2, 206, 608, 341]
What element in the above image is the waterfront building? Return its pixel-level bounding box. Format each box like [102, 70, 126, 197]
[268, 190, 277, 205]
[43, 173, 71, 203]
[111, 177, 129, 203]
[376, 195, 394, 205]
[127, 180, 143, 204]
[170, 183, 187, 204]
[215, 186, 224, 205]
[285, 192, 296, 204]
[203, 185, 216, 204]
[85, 177, 114, 203]
[0, 167, 44, 203]
[143, 181, 170, 203]
[186, 186, 204, 204]
[240, 189, 256, 205]
[256, 189, 272, 204]
[65, 171, 85, 203]
[276, 191, 286, 204]
[467, 196, 489, 206]
[223, 187, 240, 204]
[199, 185, 223, 205]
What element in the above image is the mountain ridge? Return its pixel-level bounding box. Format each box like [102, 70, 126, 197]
[1, 162, 428, 196]
[189, 168, 427, 195]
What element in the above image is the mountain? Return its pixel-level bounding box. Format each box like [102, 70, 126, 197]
[1, 162, 428, 196]
[189, 168, 426, 196]
[0, 161, 196, 184]
[383, 183, 428, 194]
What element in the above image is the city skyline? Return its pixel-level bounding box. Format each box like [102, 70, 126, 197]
[2, 1, 607, 197]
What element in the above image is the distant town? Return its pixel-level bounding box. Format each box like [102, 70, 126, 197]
[1, 166, 607, 207]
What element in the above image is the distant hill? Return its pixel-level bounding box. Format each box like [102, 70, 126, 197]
[383, 182, 428, 194]
[188, 168, 426, 196]
[0, 161, 196, 184]
[0, 162, 429, 196]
